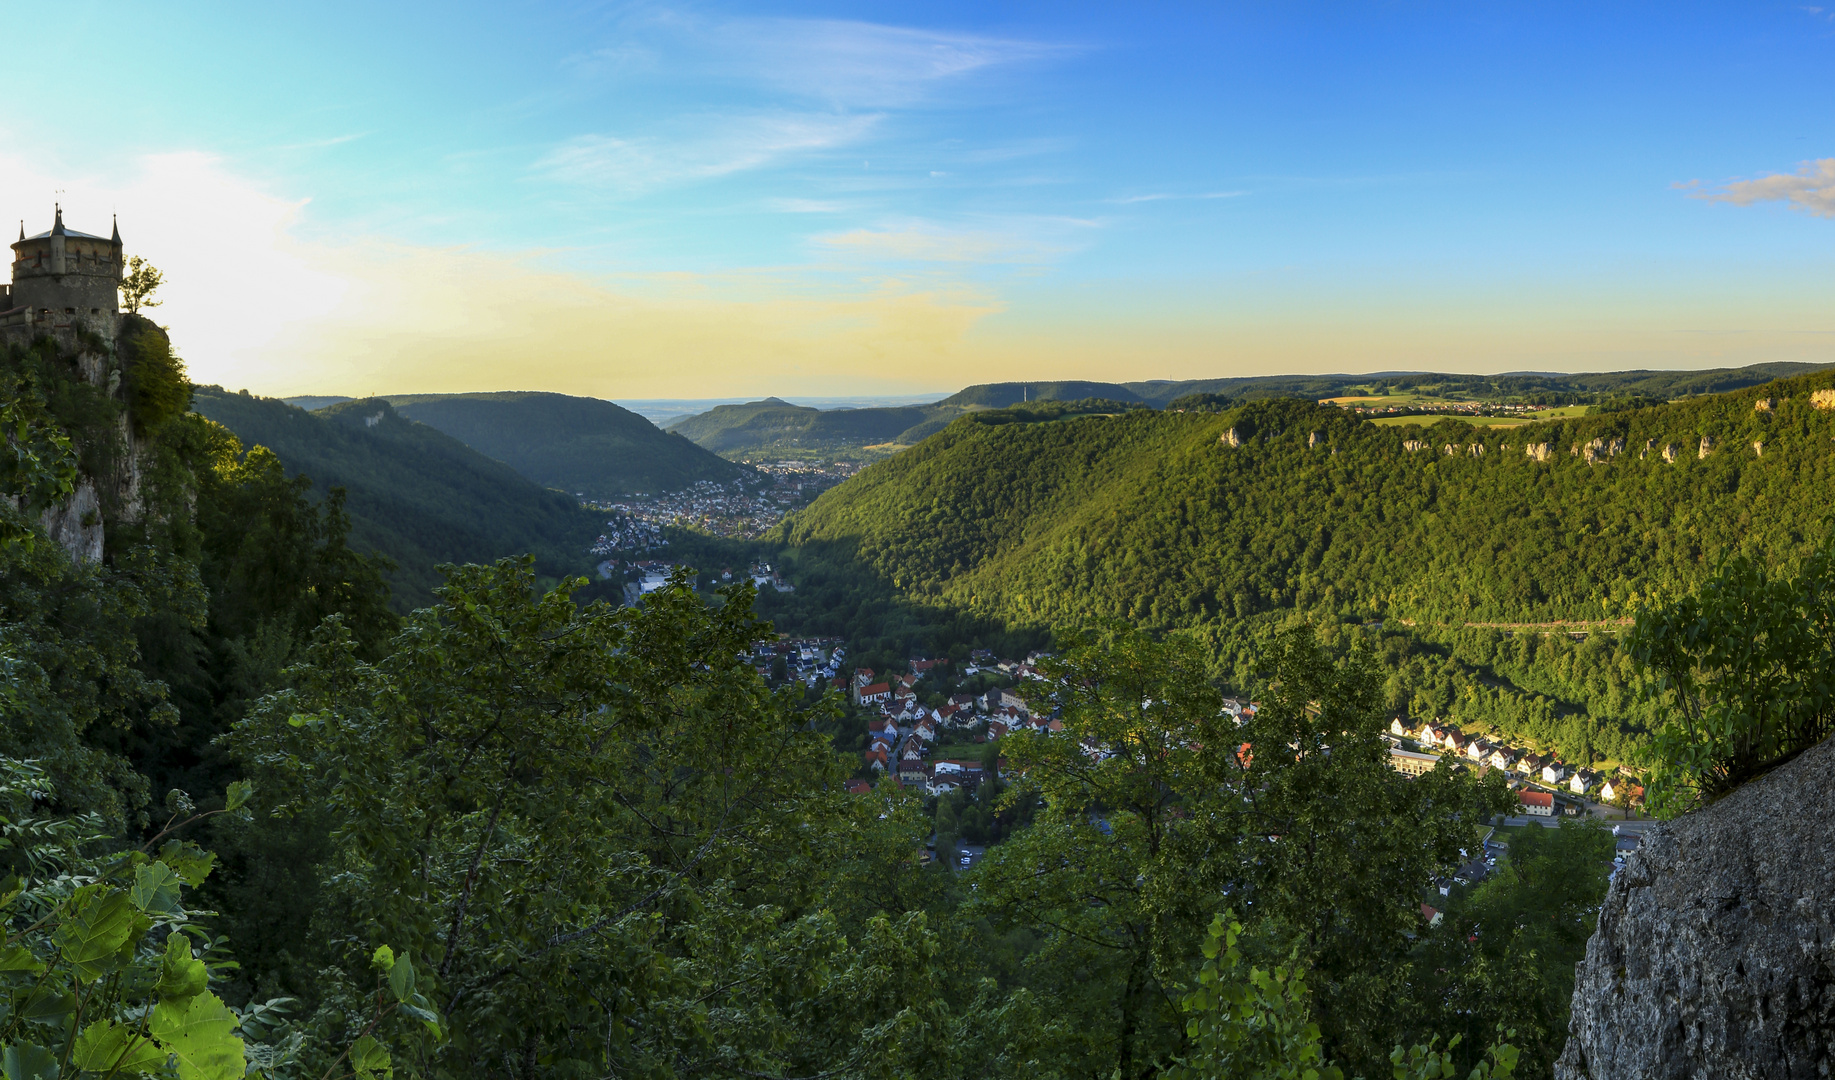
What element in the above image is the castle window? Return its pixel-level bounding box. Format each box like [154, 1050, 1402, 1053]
[64, 308, 75, 314]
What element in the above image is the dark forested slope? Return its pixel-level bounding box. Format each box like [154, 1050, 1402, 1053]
[192, 388, 599, 607]
[385, 391, 745, 497]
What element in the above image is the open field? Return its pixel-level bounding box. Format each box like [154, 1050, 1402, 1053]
[1369, 404, 1591, 428]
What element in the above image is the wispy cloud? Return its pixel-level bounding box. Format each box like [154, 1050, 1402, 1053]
[716, 18, 1069, 107]
[1686, 158, 1835, 218]
[1109, 191, 1248, 204]
[534, 15, 1072, 197]
[534, 112, 880, 194]
[814, 218, 1092, 264]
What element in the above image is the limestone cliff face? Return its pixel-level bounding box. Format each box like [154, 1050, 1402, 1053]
[1554, 735, 1835, 1079]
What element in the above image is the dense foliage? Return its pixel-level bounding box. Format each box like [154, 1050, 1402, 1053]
[1628, 536, 1835, 815]
[8, 319, 1808, 1078]
[386, 391, 747, 498]
[190, 388, 599, 609]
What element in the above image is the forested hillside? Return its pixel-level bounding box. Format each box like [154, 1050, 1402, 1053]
[192, 388, 599, 607]
[386, 390, 746, 497]
[666, 396, 939, 456]
[774, 374, 1835, 766]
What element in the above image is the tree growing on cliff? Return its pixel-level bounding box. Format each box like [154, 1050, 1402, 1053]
[1630, 537, 1835, 816]
[120, 255, 164, 314]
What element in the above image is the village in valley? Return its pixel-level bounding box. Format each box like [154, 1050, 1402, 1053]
[587, 460, 862, 551]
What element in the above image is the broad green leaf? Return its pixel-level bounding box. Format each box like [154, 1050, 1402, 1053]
[52, 886, 139, 983]
[369, 944, 394, 972]
[150, 992, 245, 1080]
[0, 874, 21, 910]
[131, 862, 184, 914]
[155, 842, 216, 888]
[155, 934, 208, 1001]
[224, 780, 254, 812]
[18, 990, 74, 1024]
[72, 1020, 166, 1076]
[397, 1003, 443, 1040]
[388, 952, 415, 1003]
[349, 1035, 391, 1080]
[0, 946, 42, 974]
[0, 1042, 57, 1080]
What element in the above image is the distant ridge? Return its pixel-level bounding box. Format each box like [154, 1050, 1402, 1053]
[379, 391, 747, 499]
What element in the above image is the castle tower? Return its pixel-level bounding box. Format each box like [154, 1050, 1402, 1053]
[4, 204, 124, 338]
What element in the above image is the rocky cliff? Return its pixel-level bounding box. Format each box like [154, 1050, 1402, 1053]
[1554, 735, 1835, 1079]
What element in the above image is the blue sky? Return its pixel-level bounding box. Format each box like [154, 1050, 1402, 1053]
[6, 2, 1832, 396]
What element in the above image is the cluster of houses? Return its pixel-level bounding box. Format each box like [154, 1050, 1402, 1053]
[1389, 717, 1644, 809]
[852, 656, 1060, 794]
[748, 637, 845, 686]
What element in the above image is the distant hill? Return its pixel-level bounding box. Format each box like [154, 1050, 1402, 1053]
[283, 395, 351, 411]
[936, 381, 1146, 409]
[191, 388, 601, 609]
[380, 391, 746, 499]
[666, 363, 1835, 459]
[665, 398, 938, 457]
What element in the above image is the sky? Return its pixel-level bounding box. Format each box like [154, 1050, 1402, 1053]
[4, 1, 1832, 398]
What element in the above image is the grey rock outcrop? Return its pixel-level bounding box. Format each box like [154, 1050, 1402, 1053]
[1554, 734, 1835, 1079]
[1526, 442, 1554, 462]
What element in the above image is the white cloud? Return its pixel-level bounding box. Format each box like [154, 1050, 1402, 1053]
[1692, 158, 1835, 218]
[534, 112, 880, 194]
[0, 151, 348, 386]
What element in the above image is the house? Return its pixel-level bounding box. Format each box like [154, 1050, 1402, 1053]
[1420, 903, 1444, 928]
[1442, 729, 1469, 753]
[1487, 747, 1518, 771]
[853, 668, 876, 688]
[1389, 748, 1440, 777]
[863, 749, 887, 773]
[926, 774, 960, 796]
[896, 760, 927, 787]
[1389, 717, 1412, 738]
[915, 718, 938, 743]
[855, 682, 891, 706]
[1541, 761, 1569, 785]
[949, 694, 976, 710]
[844, 779, 872, 795]
[1570, 768, 1598, 795]
[1516, 752, 1546, 776]
[1601, 779, 1619, 802]
[987, 720, 1010, 740]
[1465, 739, 1491, 763]
[899, 735, 926, 763]
[1518, 789, 1554, 817]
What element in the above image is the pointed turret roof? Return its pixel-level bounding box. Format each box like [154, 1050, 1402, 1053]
[51, 204, 65, 237]
[111, 214, 121, 245]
